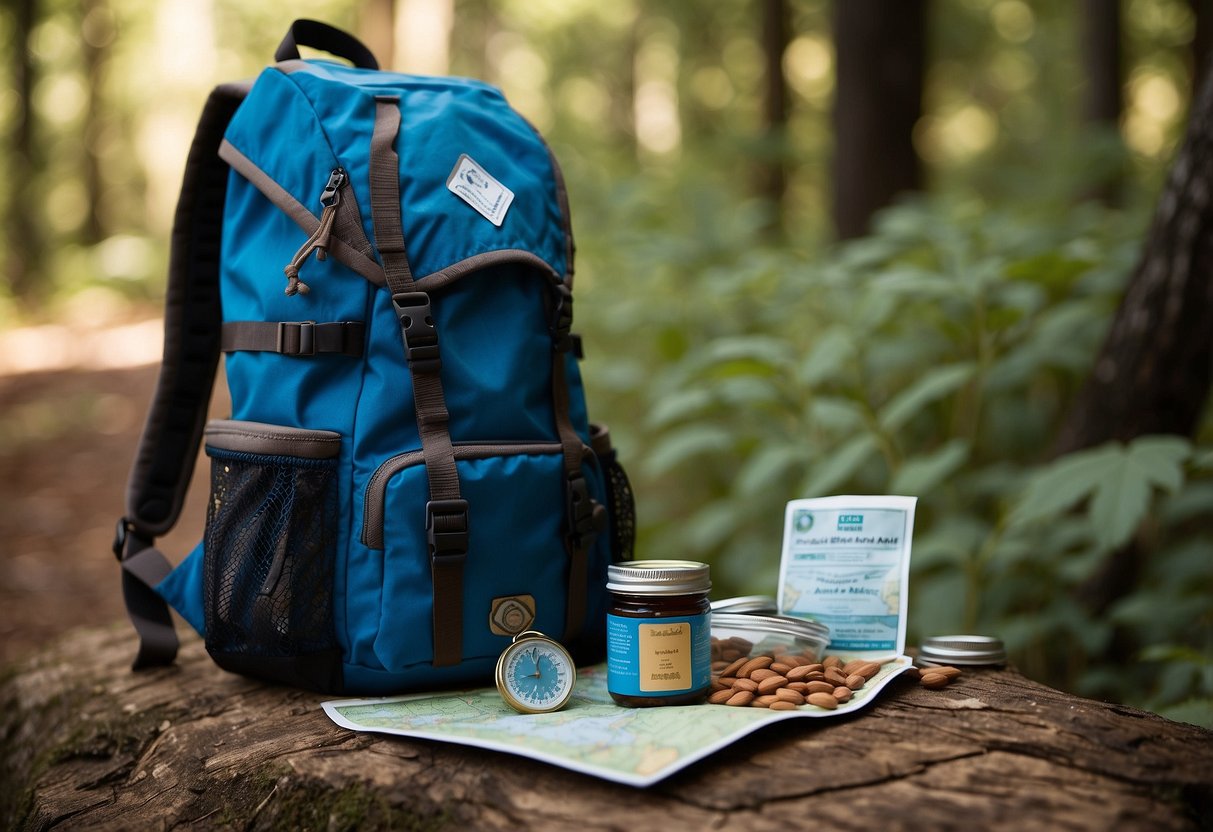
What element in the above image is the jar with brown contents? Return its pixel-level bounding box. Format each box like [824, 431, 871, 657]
[606, 561, 711, 707]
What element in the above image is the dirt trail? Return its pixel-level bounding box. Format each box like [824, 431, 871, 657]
[0, 361, 227, 665]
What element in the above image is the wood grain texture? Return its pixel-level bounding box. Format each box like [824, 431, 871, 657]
[3, 627, 1211, 831]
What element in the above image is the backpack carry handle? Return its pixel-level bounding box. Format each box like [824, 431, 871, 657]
[275, 19, 380, 70]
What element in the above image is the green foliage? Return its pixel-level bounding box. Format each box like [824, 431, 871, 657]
[576, 188, 1213, 720]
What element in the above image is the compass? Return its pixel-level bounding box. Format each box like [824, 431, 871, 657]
[495, 630, 576, 714]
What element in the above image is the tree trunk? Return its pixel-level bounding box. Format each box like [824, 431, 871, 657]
[81, 0, 112, 245]
[1054, 68, 1213, 455]
[1053, 60, 1213, 631]
[831, 0, 926, 240]
[760, 0, 790, 230]
[5, 0, 42, 303]
[1191, 0, 1213, 94]
[1081, 0, 1123, 203]
[4, 628, 1211, 830]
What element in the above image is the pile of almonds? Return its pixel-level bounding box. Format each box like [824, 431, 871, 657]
[708, 635, 963, 710]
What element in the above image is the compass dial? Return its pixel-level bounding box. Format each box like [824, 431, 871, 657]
[495, 632, 576, 714]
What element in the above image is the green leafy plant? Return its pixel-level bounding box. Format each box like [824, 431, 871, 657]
[576, 186, 1213, 723]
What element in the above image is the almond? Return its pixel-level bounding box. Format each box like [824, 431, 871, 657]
[736, 656, 774, 678]
[726, 689, 756, 706]
[719, 657, 749, 678]
[753, 694, 781, 707]
[857, 661, 882, 680]
[842, 659, 866, 675]
[806, 680, 835, 695]
[807, 692, 839, 710]
[920, 672, 949, 689]
[824, 667, 849, 686]
[933, 665, 962, 680]
[775, 688, 805, 705]
[801, 663, 824, 674]
[787, 682, 809, 693]
[832, 686, 853, 703]
[757, 675, 789, 694]
[845, 674, 865, 691]
[805, 671, 826, 681]
[709, 688, 735, 704]
[770, 662, 792, 675]
[769, 700, 798, 710]
[822, 656, 843, 669]
[785, 665, 814, 681]
[732, 678, 759, 693]
[749, 668, 779, 682]
[775, 653, 805, 668]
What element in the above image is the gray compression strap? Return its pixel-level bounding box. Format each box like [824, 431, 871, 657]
[370, 95, 466, 668]
[221, 320, 365, 356]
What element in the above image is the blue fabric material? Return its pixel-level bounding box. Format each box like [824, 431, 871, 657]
[155, 541, 206, 636]
[157, 57, 612, 695]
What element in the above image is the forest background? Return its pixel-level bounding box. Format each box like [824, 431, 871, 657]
[0, 0, 1210, 728]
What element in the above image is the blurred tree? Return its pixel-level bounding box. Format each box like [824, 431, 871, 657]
[5, 0, 42, 304]
[81, 0, 112, 244]
[831, 0, 926, 240]
[760, 0, 790, 228]
[1082, 0, 1124, 203]
[1191, 0, 1212, 90]
[1054, 62, 1213, 623]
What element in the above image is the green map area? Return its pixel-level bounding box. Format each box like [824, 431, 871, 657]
[324, 659, 913, 787]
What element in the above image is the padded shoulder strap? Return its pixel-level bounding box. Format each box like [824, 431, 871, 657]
[116, 81, 249, 670]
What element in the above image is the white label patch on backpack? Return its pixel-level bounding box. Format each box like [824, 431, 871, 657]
[446, 154, 514, 227]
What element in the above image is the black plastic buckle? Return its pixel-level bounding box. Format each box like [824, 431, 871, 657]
[550, 283, 574, 352]
[426, 499, 469, 564]
[277, 321, 316, 356]
[392, 292, 441, 372]
[565, 475, 606, 552]
[112, 517, 131, 561]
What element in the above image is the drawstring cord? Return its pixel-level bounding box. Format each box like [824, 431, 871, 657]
[283, 168, 346, 297]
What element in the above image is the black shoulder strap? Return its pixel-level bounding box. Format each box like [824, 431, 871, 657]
[114, 81, 249, 670]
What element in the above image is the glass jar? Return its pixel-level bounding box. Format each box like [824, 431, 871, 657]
[606, 560, 711, 707]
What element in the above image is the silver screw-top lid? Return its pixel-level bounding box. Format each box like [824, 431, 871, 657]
[606, 560, 711, 595]
[713, 612, 831, 643]
[919, 634, 1007, 666]
[710, 595, 778, 615]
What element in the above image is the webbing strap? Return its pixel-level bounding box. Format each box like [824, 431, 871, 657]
[120, 541, 177, 669]
[370, 95, 466, 668]
[552, 351, 594, 643]
[221, 320, 365, 357]
[118, 81, 248, 670]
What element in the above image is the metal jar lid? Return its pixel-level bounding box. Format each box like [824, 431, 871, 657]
[919, 634, 1007, 666]
[713, 612, 830, 644]
[606, 560, 711, 595]
[710, 595, 778, 615]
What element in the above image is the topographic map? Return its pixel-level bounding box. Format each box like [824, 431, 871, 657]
[323, 659, 914, 787]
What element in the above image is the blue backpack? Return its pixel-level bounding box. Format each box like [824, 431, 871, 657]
[115, 20, 634, 694]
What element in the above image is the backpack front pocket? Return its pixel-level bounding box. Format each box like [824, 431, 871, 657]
[364, 442, 594, 672]
[202, 419, 343, 691]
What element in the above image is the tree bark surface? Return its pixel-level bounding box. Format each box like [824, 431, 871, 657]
[3, 627, 1211, 831]
[1054, 66, 1213, 455]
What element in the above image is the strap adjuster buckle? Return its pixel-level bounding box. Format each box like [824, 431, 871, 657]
[392, 292, 441, 372]
[550, 283, 574, 352]
[565, 475, 606, 552]
[276, 321, 316, 356]
[426, 499, 469, 565]
[113, 517, 131, 561]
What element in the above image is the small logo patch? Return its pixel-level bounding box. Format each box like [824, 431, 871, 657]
[490, 594, 536, 636]
[447, 154, 514, 227]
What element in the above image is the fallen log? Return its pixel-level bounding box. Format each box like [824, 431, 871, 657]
[2, 626, 1211, 831]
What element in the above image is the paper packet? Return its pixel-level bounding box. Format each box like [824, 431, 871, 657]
[776, 495, 917, 658]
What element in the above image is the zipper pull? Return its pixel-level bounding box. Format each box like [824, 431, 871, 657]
[283, 168, 347, 296]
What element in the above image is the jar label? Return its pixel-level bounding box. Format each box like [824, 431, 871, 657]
[606, 613, 710, 697]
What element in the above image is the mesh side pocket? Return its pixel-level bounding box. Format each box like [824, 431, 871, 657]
[601, 451, 635, 562]
[203, 446, 339, 684]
